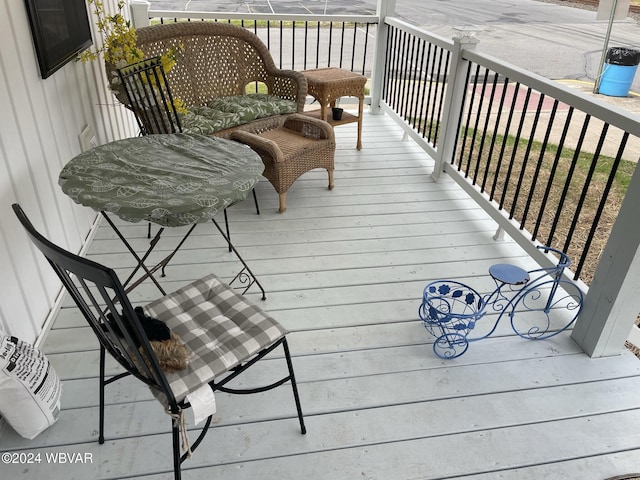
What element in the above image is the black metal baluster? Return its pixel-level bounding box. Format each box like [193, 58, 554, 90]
[475, 72, 499, 187]
[362, 23, 371, 76]
[574, 132, 628, 279]
[482, 77, 509, 194]
[350, 23, 358, 72]
[339, 22, 345, 68]
[547, 115, 591, 248]
[304, 21, 309, 70]
[521, 100, 560, 230]
[425, 43, 439, 141]
[381, 25, 394, 102]
[509, 92, 545, 219]
[489, 81, 520, 202]
[389, 26, 402, 108]
[396, 30, 409, 114]
[452, 63, 472, 168]
[292, 21, 296, 70]
[402, 36, 417, 122]
[315, 21, 321, 69]
[564, 123, 608, 260]
[327, 22, 333, 67]
[499, 86, 532, 211]
[468, 67, 490, 183]
[411, 38, 426, 133]
[432, 49, 450, 146]
[532, 107, 574, 241]
[464, 64, 482, 178]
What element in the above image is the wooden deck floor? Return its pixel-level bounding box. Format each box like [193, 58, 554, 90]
[2, 112, 640, 479]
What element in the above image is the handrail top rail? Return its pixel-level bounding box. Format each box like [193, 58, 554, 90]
[147, 10, 379, 24]
[385, 16, 454, 50]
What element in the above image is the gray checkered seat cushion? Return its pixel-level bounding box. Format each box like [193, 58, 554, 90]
[142, 274, 287, 403]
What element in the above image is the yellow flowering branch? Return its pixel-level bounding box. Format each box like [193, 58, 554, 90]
[79, 0, 187, 115]
[78, 0, 144, 67]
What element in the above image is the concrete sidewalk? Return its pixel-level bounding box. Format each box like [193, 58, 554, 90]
[561, 78, 640, 112]
[561, 79, 640, 161]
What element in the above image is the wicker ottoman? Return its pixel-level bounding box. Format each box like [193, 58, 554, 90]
[231, 114, 335, 212]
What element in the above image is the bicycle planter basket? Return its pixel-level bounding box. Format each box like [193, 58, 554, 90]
[419, 280, 485, 359]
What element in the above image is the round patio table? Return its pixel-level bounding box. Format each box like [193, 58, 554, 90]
[58, 133, 266, 298]
[59, 133, 264, 227]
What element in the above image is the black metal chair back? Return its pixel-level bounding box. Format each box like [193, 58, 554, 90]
[118, 56, 183, 135]
[11, 204, 175, 400]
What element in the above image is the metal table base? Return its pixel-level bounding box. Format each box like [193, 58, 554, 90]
[102, 212, 266, 300]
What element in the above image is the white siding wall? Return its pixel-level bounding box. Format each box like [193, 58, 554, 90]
[0, 1, 137, 344]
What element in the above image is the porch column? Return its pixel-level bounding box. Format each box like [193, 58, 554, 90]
[431, 33, 478, 181]
[370, 0, 396, 115]
[130, 0, 151, 28]
[571, 160, 640, 357]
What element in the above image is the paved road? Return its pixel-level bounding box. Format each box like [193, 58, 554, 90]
[148, 0, 640, 94]
[413, 1, 640, 93]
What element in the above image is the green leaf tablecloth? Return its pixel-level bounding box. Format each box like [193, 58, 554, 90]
[59, 134, 264, 227]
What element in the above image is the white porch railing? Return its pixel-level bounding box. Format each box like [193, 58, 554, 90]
[132, 5, 379, 75]
[129, 0, 640, 356]
[373, 18, 640, 357]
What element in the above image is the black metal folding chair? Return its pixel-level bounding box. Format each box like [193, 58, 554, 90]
[12, 203, 305, 480]
[117, 56, 260, 247]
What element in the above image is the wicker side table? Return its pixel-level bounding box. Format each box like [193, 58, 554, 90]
[301, 67, 367, 150]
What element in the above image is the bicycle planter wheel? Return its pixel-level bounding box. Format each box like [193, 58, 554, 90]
[509, 278, 583, 340]
[419, 280, 485, 359]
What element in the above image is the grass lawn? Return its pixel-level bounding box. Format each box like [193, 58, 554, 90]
[452, 128, 635, 286]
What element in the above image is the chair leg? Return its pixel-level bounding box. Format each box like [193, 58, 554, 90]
[223, 208, 232, 252]
[328, 169, 335, 190]
[99, 345, 106, 444]
[223, 191, 257, 252]
[253, 189, 260, 215]
[171, 417, 182, 480]
[282, 338, 306, 434]
[210, 218, 267, 300]
[278, 192, 287, 213]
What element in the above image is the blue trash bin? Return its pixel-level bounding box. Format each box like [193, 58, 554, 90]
[599, 47, 640, 97]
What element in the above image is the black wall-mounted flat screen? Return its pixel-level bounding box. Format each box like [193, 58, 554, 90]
[24, 0, 93, 79]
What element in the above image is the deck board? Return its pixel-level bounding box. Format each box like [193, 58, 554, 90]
[2, 112, 640, 479]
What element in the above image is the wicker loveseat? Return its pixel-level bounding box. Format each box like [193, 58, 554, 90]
[108, 22, 307, 138]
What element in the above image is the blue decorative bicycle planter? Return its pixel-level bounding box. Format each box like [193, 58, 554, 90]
[419, 246, 584, 359]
